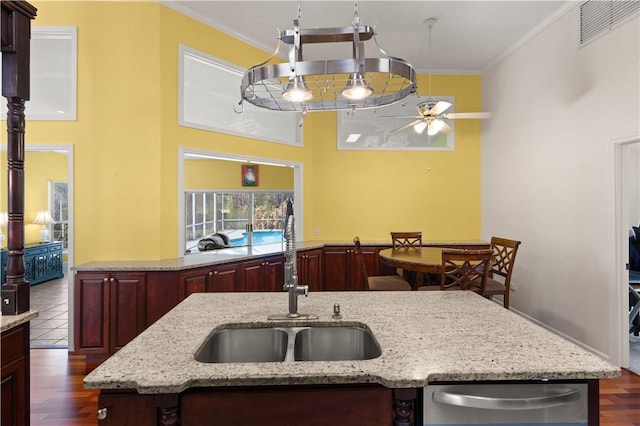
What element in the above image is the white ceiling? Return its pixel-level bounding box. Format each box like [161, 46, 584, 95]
[163, 0, 572, 73]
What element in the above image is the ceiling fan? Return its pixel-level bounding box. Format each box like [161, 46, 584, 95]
[389, 99, 492, 135]
[387, 18, 492, 136]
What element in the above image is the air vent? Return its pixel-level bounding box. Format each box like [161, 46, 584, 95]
[580, 0, 639, 45]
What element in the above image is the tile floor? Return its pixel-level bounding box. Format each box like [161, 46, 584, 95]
[30, 273, 68, 348]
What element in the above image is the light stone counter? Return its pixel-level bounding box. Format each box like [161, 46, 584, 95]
[84, 291, 619, 394]
[73, 240, 488, 272]
[1, 310, 38, 333]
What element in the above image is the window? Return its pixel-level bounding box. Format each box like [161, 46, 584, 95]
[185, 191, 293, 253]
[49, 181, 69, 249]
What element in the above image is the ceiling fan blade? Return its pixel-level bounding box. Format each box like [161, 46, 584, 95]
[440, 122, 452, 134]
[443, 112, 492, 119]
[390, 119, 424, 134]
[430, 101, 452, 115]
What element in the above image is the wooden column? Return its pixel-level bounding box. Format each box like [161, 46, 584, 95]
[1, 0, 37, 315]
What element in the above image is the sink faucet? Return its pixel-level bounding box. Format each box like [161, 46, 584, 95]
[283, 200, 307, 318]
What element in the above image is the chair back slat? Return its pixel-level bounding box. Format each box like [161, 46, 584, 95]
[490, 237, 521, 279]
[391, 232, 422, 249]
[441, 249, 493, 293]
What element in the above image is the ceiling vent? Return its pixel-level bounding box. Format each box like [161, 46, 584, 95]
[580, 0, 639, 46]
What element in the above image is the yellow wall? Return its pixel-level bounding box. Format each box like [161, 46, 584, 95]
[185, 160, 294, 190]
[9, 1, 482, 264]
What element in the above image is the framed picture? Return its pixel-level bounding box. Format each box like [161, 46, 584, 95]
[337, 96, 455, 151]
[242, 164, 259, 187]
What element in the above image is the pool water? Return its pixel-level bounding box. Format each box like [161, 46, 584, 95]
[229, 230, 284, 247]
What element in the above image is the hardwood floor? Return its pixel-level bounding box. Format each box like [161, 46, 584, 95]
[30, 348, 640, 426]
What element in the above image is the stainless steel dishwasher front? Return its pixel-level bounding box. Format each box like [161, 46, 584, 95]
[423, 382, 589, 425]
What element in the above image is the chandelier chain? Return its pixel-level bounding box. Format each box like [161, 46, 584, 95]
[352, 0, 360, 26]
[296, 0, 302, 20]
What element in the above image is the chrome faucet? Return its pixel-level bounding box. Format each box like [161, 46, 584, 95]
[283, 201, 307, 318]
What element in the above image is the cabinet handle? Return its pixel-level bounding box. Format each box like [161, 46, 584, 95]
[213, 271, 218, 275]
[103, 278, 108, 283]
[110, 278, 115, 283]
[97, 408, 107, 420]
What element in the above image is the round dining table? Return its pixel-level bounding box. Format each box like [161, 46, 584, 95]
[378, 247, 443, 274]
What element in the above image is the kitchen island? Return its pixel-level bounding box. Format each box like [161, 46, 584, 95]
[84, 291, 619, 425]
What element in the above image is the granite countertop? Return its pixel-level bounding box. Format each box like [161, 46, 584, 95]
[84, 291, 619, 394]
[1, 310, 39, 333]
[73, 240, 488, 272]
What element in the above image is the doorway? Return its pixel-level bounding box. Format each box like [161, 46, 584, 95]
[614, 138, 640, 373]
[0, 144, 74, 349]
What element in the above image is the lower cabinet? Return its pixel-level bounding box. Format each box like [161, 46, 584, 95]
[323, 245, 378, 291]
[1, 322, 30, 426]
[97, 384, 403, 426]
[297, 249, 323, 291]
[74, 272, 146, 355]
[241, 255, 285, 292]
[73, 245, 388, 358]
[178, 263, 241, 300]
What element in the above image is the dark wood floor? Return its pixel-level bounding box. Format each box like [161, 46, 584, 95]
[30, 349, 640, 426]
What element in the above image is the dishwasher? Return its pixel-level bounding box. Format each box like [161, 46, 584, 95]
[423, 381, 591, 425]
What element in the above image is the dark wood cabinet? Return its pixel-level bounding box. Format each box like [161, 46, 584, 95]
[74, 272, 146, 355]
[241, 255, 285, 292]
[99, 385, 396, 426]
[297, 249, 323, 291]
[73, 245, 392, 357]
[109, 274, 147, 353]
[323, 245, 377, 291]
[98, 392, 156, 425]
[1, 322, 30, 426]
[178, 263, 241, 300]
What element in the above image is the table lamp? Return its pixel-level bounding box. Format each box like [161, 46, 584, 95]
[32, 210, 55, 242]
[0, 212, 7, 248]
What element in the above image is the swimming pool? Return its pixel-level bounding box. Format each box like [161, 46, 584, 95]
[229, 229, 284, 247]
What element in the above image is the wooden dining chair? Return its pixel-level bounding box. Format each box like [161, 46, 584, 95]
[390, 232, 422, 249]
[390, 232, 423, 282]
[482, 237, 522, 309]
[418, 249, 492, 294]
[353, 237, 412, 291]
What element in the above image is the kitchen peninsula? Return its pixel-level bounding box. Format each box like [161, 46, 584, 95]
[84, 291, 619, 425]
[73, 240, 489, 359]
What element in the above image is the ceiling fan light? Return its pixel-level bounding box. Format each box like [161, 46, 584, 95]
[341, 73, 373, 100]
[427, 119, 445, 136]
[414, 121, 428, 134]
[282, 76, 313, 102]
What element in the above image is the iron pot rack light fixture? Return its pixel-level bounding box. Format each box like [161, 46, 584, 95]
[239, 6, 417, 113]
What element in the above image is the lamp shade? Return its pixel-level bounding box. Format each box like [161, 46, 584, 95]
[33, 210, 55, 225]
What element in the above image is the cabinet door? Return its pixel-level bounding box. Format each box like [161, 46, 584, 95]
[74, 273, 109, 354]
[178, 267, 210, 300]
[1, 324, 28, 426]
[109, 274, 146, 353]
[241, 259, 265, 292]
[299, 249, 323, 291]
[263, 256, 285, 292]
[323, 247, 350, 291]
[351, 246, 378, 291]
[209, 263, 241, 292]
[98, 393, 155, 425]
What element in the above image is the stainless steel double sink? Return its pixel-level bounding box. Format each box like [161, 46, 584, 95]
[195, 324, 381, 363]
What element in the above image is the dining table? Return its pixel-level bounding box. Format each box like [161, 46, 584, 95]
[378, 247, 444, 289]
